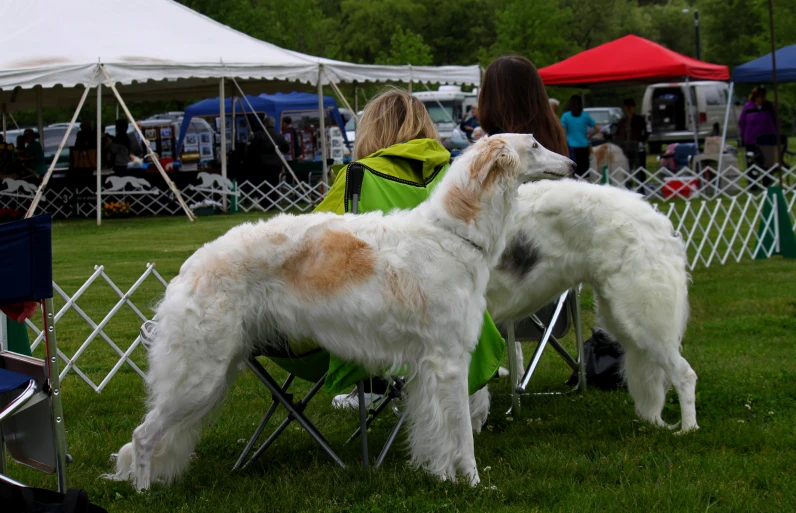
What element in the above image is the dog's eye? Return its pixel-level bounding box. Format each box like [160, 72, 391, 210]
[532, 142, 538, 149]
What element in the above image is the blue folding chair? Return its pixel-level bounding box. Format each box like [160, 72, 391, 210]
[0, 214, 68, 492]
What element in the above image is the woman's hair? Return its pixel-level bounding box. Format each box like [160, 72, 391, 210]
[565, 94, 583, 117]
[354, 88, 439, 160]
[749, 87, 767, 103]
[478, 55, 568, 156]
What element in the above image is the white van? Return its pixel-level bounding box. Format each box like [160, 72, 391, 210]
[413, 85, 478, 149]
[642, 81, 740, 153]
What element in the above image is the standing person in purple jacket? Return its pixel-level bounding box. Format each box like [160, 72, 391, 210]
[738, 87, 778, 190]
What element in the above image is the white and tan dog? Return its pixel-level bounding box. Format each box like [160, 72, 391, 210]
[109, 134, 574, 490]
[470, 179, 697, 433]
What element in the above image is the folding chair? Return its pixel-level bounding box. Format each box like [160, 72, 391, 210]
[0, 214, 69, 493]
[503, 288, 587, 416]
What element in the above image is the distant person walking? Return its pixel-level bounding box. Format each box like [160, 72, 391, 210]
[614, 98, 649, 190]
[738, 87, 778, 190]
[561, 95, 599, 178]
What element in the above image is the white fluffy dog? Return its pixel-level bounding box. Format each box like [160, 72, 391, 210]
[109, 134, 574, 490]
[471, 179, 697, 433]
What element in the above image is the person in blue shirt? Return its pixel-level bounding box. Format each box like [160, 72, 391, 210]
[561, 95, 599, 178]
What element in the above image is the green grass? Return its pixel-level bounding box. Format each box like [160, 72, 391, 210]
[7, 213, 796, 512]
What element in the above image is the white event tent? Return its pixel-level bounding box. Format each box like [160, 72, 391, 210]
[0, 0, 480, 223]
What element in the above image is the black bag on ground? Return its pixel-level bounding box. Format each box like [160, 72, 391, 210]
[0, 481, 107, 513]
[566, 327, 626, 391]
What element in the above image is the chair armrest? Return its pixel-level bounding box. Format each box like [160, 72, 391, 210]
[0, 379, 37, 422]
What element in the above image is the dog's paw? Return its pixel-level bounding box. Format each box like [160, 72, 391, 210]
[675, 423, 699, 435]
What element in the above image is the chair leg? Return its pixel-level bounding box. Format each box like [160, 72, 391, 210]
[345, 381, 400, 444]
[42, 298, 68, 493]
[245, 358, 345, 468]
[0, 427, 6, 476]
[571, 286, 587, 392]
[517, 291, 569, 393]
[374, 409, 407, 468]
[506, 323, 521, 416]
[356, 381, 369, 470]
[233, 373, 295, 470]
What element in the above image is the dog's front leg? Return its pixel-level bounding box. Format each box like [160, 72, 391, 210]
[440, 351, 479, 486]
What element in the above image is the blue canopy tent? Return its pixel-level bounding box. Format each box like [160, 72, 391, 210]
[177, 92, 347, 153]
[718, 44, 796, 170]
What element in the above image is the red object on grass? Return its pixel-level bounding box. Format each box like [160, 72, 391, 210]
[0, 301, 39, 323]
[538, 35, 730, 87]
[663, 178, 700, 199]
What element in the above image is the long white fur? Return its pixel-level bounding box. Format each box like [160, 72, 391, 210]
[107, 134, 574, 490]
[473, 179, 697, 433]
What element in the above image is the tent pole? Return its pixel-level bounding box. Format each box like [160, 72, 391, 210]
[317, 65, 329, 189]
[231, 97, 236, 152]
[100, 66, 196, 222]
[684, 77, 702, 176]
[767, 0, 782, 185]
[35, 86, 44, 143]
[97, 83, 102, 226]
[229, 78, 306, 193]
[354, 85, 358, 116]
[219, 78, 228, 212]
[26, 68, 99, 218]
[323, 69, 359, 123]
[718, 82, 734, 188]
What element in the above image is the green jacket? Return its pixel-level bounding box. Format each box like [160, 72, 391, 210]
[312, 138, 505, 395]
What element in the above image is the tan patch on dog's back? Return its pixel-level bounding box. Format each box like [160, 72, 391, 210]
[443, 185, 480, 223]
[268, 232, 288, 245]
[282, 229, 375, 297]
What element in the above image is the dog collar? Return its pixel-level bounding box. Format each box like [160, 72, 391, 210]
[458, 234, 484, 253]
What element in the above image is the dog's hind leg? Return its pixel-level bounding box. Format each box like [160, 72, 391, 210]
[645, 347, 698, 432]
[113, 307, 245, 490]
[623, 347, 669, 428]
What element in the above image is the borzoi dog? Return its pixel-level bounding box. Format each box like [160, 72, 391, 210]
[109, 134, 574, 490]
[471, 179, 697, 433]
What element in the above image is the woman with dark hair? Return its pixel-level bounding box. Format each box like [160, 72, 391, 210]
[478, 55, 569, 157]
[561, 94, 599, 178]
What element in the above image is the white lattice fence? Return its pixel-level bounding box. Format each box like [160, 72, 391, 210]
[0, 178, 326, 219]
[590, 163, 796, 202]
[24, 263, 168, 392]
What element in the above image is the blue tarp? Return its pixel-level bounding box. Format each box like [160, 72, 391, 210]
[177, 92, 347, 153]
[732, 44, 796, 84]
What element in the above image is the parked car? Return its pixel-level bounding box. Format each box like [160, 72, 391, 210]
[584, 107, 623, 140]
[642, 81, 740, 154]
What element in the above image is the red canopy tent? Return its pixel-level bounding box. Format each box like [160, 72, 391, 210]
[539, 35, 729, 87]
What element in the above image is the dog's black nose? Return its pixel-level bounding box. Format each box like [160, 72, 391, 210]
[568, 160, 577, 177]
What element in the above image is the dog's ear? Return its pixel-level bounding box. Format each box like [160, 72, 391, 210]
[471, 137, 521, 185]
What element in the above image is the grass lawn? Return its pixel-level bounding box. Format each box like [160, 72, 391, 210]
[6, 212, 796, 512]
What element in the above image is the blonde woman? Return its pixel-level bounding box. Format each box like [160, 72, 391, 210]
[316, 89, 504, 416]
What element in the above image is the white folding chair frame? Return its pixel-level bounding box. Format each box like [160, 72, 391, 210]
[506, 287, 587, 417]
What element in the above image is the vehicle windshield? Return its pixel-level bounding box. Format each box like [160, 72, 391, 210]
[585, 109, 613, 125]
[345, 116, 356, 131]
[420, 100, 461, 124]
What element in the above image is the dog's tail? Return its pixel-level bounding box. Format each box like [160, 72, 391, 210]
[109, 277, 244, 489]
